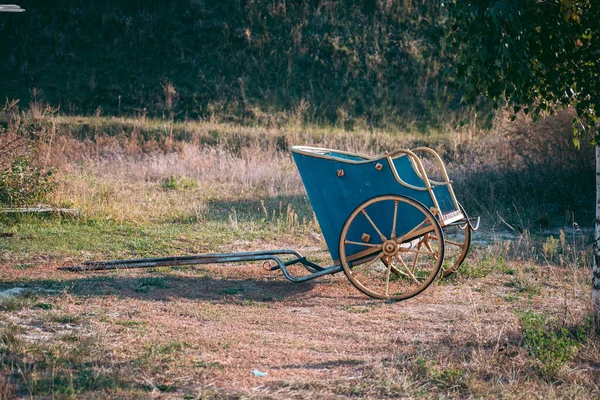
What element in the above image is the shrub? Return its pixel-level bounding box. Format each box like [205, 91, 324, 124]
[0, 155, 55, 206]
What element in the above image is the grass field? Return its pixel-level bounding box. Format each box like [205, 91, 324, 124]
[0, 113, 598, 398]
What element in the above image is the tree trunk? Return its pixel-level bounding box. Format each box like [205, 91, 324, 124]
[595, 143, 600, 331]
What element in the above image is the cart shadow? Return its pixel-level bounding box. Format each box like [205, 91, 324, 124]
[4, 274, 317, 303]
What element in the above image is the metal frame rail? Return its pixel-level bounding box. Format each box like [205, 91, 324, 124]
[59, 249, 343, 283]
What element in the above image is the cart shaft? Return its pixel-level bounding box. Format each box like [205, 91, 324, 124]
[60, 249, 342, 283]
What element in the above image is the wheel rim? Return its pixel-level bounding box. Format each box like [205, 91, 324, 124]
[428, 205, 472, 278]
[440, 222, 471, 277]
[339, 195, 445, 300]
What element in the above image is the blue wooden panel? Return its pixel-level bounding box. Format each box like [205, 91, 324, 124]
[433, 185, 455, 215]
[391, 156, 425, 188]
[292, 147, 439, 262]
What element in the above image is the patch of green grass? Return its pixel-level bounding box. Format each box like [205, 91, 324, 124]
[0, 292, 37, 311]
[160, 176, 198, 191]
[506, 274, 541, 298]
[0, 323, 22, 354]
[501, 266, 517, 275]
[12, 264, 34, 270]
[457, 260, 491, 279]
[156, 383, 176, 392]
[158, 341, 188, 355]
[413, 357, 468, 390]
[30, 353, 132, 397]
[502, 293, 520, 302]
[219, 287, 245, 296]
[33, 302, 53, 310]
[46, 312, 83, 324]
[449, 255, 509, 281]
[0, 331, 147, 397]
[193, 360, 225, 370]
[231, 298, 272, 307]
[0, 215, 309, 263]
[481, 254, 507, 272]
[517, 309, 587, 380]
[58, 332, 83, 342]
[340, 305, 373, 314]
[115, 319, 145, 328]
[334, 382, 368, 396]
[135, 277, 169, 293]
[135, 340, 192, 367]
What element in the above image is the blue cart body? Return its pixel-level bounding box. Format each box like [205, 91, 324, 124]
[291, 146, 463, 263]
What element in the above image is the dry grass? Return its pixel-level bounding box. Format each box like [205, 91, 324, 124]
[0, 254, 596, 399]
[0, 112, 598, 398]
[38, 110, 593, 226]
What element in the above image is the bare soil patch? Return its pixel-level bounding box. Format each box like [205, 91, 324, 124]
[0, 251, 596, 399]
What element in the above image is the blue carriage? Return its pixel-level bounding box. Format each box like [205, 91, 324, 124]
[291, 145, 475, 300]
[65, 146, 476, 301]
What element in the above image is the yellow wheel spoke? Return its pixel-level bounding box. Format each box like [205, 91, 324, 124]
[384, 258, 392, 296]
[445, 239, 465, 248]
[411, 242, 422, 273]
[361, 209, 387, 241]
[396, 218, 429, 243]
[422, 240, 438, 260]
[344, 240, 382, 248]
[391, 200, 399, 239]
[351, 253, 383, 276]
[402, 248, 437, 257]
[395, 255, 420, 285]
[390, 264, 403, 276]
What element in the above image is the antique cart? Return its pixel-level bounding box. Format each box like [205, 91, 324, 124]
[63, 146, 478, 301]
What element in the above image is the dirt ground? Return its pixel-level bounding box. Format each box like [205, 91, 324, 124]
[0, 246, 596, 399]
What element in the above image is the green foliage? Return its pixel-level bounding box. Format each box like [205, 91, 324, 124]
[449, 256, 505, 280]
[46, 312, 82, 325]
[0, 291, 37, 312]
[506, 274, 541, 298]
[0, 323, 21, 354]
[33, 302, 53, 310]
[193, 360, 225, 370]
[543, 235, 560, 262]
[518, 309, 584, 380]
[219, 287, 245, 296]
[414, 357, 467, 390]
[0, 0, 463, 129]
[135, 277, 169, 293]
[160, 176, 198, 191]
[0, 155, 55, 206]
[448, 0, 599, 137]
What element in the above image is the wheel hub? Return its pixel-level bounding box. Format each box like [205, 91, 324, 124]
[382, 240, 399, 256]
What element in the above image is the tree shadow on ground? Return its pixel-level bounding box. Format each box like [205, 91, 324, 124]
[0, 272, 318, 304]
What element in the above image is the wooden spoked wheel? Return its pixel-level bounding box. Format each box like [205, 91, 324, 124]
[339, 195, 445, 300]
[441, 223, 471, 277]
[424, 205, 472, 278]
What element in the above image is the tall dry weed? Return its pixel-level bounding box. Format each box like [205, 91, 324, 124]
[0, 373, 13, 400]
[450, 111, 594, 228]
